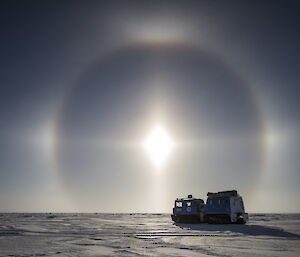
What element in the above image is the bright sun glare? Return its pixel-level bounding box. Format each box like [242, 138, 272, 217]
[143, 125, 174, 168]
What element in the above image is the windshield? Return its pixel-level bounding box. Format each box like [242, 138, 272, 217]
[175, 201, 182, 207]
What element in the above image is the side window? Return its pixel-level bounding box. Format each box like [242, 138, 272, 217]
[197, 202, 203, 210]
[187, 202, 192, 207]
[176, 201, 182, 208]
[220, 199, 225, 207]
[212, 199, 216, 208]
[208, 199, 216, 207]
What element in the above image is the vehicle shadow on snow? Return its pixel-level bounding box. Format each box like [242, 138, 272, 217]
[175, 223, 300, 239]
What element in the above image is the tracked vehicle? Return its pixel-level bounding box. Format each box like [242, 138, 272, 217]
[171, 190, 248, 224]
[171, 195, 205, 223]
[205, 190, 248, 224]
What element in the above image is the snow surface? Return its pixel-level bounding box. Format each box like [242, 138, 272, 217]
[0, 213, 299, 256]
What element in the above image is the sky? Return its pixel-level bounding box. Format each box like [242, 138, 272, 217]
[0, 0, 299, 213]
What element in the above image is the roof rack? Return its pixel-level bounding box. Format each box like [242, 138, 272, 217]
[207, 190, 238, 197]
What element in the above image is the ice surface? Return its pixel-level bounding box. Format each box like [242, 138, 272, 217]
[0, 213, 299, 256]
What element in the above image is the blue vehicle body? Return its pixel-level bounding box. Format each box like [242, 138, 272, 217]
[171, 190, 248, 224]
[171, 195, 205, 223]
[205, 190, 248, 224]
[205, 197, 231, 214]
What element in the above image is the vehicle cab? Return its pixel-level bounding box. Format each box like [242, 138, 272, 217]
[171, 195, 205, 223]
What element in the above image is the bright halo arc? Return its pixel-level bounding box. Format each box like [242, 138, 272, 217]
[143, 125, 174, 169]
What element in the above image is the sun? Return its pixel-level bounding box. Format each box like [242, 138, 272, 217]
[143, 125, 174, 168]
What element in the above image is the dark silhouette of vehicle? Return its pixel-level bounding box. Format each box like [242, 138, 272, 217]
[171, 190, 248, 224]
[171, 195, 205, 223]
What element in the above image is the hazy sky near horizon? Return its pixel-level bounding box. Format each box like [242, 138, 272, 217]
[0, 0, 299, 213]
